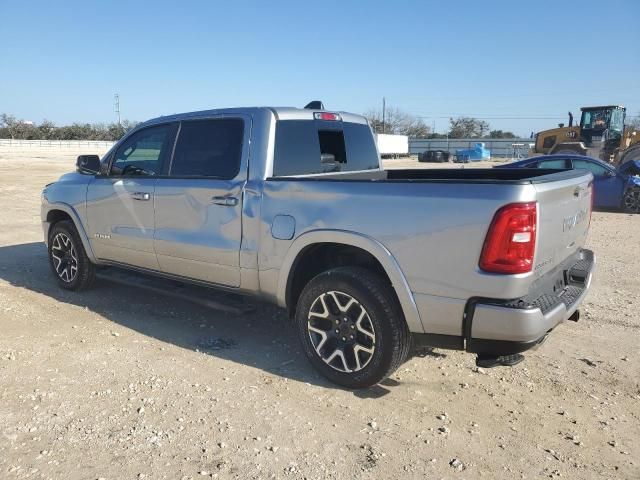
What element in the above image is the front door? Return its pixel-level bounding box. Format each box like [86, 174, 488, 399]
[571, 159, 623, 208]
[153, 116, 249, 287]
[86, 123, 177, 270]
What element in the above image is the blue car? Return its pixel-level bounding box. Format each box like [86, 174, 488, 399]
[495, 154, 640, 213]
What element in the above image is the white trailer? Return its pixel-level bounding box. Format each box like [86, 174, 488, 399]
[375, 134, 409, 158]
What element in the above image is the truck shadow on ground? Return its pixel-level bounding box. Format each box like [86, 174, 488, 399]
[0, 242, 425, 398]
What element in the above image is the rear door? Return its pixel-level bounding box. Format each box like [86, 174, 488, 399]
[153, 116, 249, 287]
[86, 123, 177, 270]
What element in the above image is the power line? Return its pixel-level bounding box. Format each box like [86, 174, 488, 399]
[411, 113, 640, 120]
[415, 115, 567, 120]
[395, 86, 640, 102]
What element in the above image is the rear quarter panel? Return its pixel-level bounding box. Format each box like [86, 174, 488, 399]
[259, 179, 539, 301]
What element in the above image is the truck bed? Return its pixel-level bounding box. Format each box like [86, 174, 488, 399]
[384, 168, 585, 183]
[272, 168, 586, 184]
[261, 167, 593, 336]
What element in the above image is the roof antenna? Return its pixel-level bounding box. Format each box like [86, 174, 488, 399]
[304, 101, 325, 110]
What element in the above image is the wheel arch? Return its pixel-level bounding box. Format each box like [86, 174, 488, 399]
[44, 203, 97, 262]
[277, 230, 425, 333]
[620, 144, 640, 165]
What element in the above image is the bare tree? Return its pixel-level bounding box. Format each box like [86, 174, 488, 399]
[627, 112, 640, 130]
[487, 129, 517, 139]
[1, 114, 21, 139]
[364, 107, 430, 138]
[0, 114, 138, 141]
[448, 117, 491, 138]
[38, 120, 56, 139]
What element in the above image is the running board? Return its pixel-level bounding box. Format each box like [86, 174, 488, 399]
[96, 268, 256, 315]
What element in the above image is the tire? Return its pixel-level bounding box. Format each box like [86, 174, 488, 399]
[48, 220, 96, 290]
[623, 185, 640, 213]
[295, 266, 411, 389]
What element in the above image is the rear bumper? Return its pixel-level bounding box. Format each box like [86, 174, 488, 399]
[464, 248, 595, 356]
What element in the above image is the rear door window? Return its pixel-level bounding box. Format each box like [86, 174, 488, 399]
[170, 118, 244, 178]
[537, 158, 569, 169]
[273, 120, 378, 176]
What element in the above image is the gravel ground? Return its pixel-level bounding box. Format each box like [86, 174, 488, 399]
[0, 149, 638, 480]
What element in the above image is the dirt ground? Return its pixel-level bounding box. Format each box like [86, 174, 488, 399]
[0, 147, 638, 480]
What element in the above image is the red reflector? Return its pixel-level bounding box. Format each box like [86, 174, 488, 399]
[479, 202, 537, 274]
[314, 112, 342, 121]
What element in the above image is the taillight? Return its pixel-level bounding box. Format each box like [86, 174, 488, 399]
[479, 202, 537, 274]
[314, 112, 342, 121]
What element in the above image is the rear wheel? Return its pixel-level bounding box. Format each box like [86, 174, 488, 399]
[623, 185, 640, 213]
[48, 220, 95, 290]
[295, 266, 411, 389]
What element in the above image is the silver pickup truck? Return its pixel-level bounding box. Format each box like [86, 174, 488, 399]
[41, 104, 595, 388]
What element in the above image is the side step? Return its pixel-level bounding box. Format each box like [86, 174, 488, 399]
[96, 268, 256, 315]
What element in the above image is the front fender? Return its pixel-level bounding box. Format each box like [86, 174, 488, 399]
[42, 202, 97, 263]
[626, 176, 640, 188]
[276, 229, 426, 333]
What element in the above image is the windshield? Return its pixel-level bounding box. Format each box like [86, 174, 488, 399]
[581, 109, 610, 130]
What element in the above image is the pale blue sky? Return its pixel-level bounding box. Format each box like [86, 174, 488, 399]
[1, 0, 639, 135]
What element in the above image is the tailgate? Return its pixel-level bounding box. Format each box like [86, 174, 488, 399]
[533, 172, 593, 278]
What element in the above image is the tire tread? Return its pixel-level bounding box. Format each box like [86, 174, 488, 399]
[296, 266, 411, 388]
[48, 220, 96, 291]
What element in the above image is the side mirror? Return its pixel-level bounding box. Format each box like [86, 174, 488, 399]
[76, 154, 101, 174]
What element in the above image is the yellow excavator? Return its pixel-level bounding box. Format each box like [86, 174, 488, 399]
[531, 105, 640, 165]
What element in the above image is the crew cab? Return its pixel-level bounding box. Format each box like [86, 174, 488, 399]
[41, 104, 595, 388]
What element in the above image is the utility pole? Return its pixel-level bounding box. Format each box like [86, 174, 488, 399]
[382, 97, 386, 134]
[114, 93, 121, 126]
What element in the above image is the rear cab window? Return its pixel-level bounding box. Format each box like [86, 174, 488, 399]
[273, 119, 379, 176]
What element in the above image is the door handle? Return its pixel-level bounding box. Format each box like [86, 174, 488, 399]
[211, 196, 238, 206]
[130, 192, 151, 201]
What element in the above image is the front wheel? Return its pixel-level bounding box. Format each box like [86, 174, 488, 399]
[623, 185, 640, 213]
[48, 220, 96, 290]
[295, 267, 411, 389]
